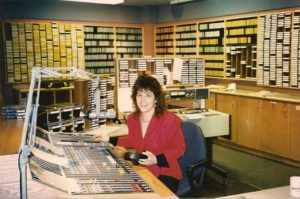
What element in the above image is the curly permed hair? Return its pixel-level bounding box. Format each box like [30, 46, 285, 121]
[131, 74, 166, 117]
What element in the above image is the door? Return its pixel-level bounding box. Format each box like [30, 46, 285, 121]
[216, 94, 237, 143]
[289, 103, 300, 161]
[236, 96, 262, 150]
[260, 100, 289, 157]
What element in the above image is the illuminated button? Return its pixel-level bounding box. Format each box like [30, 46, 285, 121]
[118, 168, 124, 175]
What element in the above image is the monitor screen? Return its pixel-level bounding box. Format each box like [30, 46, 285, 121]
[194, 88, 209, 100]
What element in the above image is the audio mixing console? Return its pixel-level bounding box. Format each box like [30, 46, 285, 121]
[29, 128, 156, 197]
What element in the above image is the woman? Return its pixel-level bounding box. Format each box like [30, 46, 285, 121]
[94, 74, 185, 193]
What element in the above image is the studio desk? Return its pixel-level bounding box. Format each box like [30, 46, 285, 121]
[0, 153, 177, 199]
[0, 124, 178, 199]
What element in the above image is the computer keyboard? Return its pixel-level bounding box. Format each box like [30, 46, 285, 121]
[181, 108, 208, 114]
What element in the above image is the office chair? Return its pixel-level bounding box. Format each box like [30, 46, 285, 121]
[176, 121, 209, 196]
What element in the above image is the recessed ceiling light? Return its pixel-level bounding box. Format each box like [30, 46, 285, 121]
[62, 0, 124, 5]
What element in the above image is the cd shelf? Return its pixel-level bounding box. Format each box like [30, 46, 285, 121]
[225, 17, 258, 79]
[115, 27, 143, 59]
[84, 26, 115, 75]
[199, 20, 225, 78]
[4, 22, 85, 83]
[175, 23, 197, 57]
[291, 10, 300, 88]
[3, 20, 145, 82]
[257, 11, 292, 87]
[4, 7, 300, 89]
[155, 25, 175, 57]
[117, 57, 205, 88]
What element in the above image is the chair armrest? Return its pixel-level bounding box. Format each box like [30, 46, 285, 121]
[187, 159, 209, 177]
[187, 159, 209, 190]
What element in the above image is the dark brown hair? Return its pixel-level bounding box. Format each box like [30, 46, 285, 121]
[131, 74, 166, 117]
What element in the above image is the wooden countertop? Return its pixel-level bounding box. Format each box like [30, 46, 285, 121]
[210, 89, 300, 104]
[0, 154, 178, 199]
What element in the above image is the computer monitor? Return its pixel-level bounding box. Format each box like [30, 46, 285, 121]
[193, 88, 209, 110]
[194, 88, 209, 100]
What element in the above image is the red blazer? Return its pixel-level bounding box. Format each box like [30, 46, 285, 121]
[117, 111, 186, 180]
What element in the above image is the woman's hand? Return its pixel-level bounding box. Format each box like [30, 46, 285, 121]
[114, 146, 128, 158]
[138, 151, 157, 165]
[93, 133, 109, 142]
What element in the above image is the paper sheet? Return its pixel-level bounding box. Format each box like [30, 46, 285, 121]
[85, 124, 128, 137]
[117, 87, 133, 112]
[173, 57, 183, 82]
[164, 66, 172, 85]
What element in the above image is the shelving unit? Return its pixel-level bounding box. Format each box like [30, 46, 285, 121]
[175, 23, 197, 57]
[225, 17, 258, 79]
[291, 11, 300, 88]
[153, 8, 300, 89]
[115, 27, 143, 59]
[3, 20, 145, 81]
[199, 20, 225, 77]
[118, 58, 166, 88]
[4, 7, 300, 90]
[116, 57, 205, 117]
[37, 104, 85, 133]
[257, 11, 292, 87]
[84, 26, 115, 74]
[3, 21, 85, 83]
[181, 58, 205, 85]
[155, 26, 174, 57]
[116, 57, 205, 88]
[74, 77, 114, 129]
[99, 77, 114, 113]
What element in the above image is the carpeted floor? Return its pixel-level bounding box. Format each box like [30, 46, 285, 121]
[181, 143, 300, 198]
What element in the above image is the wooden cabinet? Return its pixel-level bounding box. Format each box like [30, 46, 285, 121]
[288, 104, 300, 161]
[0, 119, 24, 155]
[260, 100, 289, 157]
[236, 96, 261, 150]
[212, 92, 300, 162]
[206, 92, 216, 110]
[215, 94, 237, 143]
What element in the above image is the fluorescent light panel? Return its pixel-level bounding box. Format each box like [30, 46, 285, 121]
[170, 0, 195, 4]
[62, 0, 124, 5]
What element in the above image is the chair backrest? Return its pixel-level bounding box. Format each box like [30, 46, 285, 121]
[176, 121, 207, 196]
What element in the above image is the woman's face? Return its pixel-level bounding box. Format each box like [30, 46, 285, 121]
[136, 89, 156, 114]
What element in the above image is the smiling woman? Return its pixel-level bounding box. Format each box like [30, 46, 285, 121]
[118, 74, 186, 194]
[94, 74, 186, 194]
